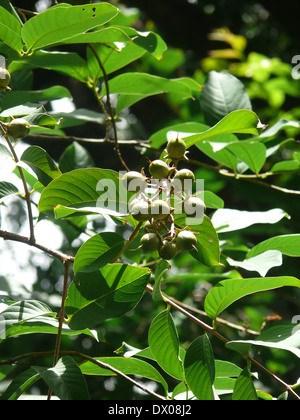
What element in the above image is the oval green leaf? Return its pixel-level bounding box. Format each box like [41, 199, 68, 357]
[204, 276, 300, 320]
[74, 232, 125, 274]
[184, 334, 215, 400]
[66, 264, 151, 330]
[148, 309, 184, 380]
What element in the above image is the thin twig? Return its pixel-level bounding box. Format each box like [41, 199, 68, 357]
[47, 260, 72, 400]
[111, 221, 144, 263]
[0, 230, 74, 263]
[0, 127, 35, 242]
[27, 133, 150, 147]
[87, 44, 130, 171]
[167, 295, 260, 336]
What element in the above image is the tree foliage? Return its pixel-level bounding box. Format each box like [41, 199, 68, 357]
[0, 1, 299, 401]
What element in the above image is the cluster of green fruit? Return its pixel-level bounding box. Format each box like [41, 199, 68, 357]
[0, 67, 31, 139]
[122, 135, 205, 260]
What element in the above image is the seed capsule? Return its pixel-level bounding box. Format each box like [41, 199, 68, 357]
[176, 231, 197, 252]
[140, 233, 161, 252]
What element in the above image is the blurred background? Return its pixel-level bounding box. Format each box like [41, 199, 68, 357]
[1, 0, 300, 399]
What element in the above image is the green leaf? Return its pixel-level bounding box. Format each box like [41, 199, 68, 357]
[74, 232, 125, 274]
[38, 168, 124, 216]
[224, 140, 267, 174]
[258, 118, 300, 140]
[12, 50, 89, 83]
[184, 110, 265, 148]
[0, 368, 40, 401]
[184, 335, 215, 400]
[21, 146, 62, 187]
[60, 26, 131, 46]
[211, 208, 289, 233]
[149, 122, 209, 149]
[1, 316, 98, 344]
[101, 73, 193, 114]
[175, 215, 220, 267]
[200, 71, 252, 126]
[0, 103, 44, 118]
[232, 368, 258, 400]
[215, 360, 242, 379]
[247, 234, 300, 258]
[204, 276, 300, 320]
[271, 160, 299, 172]
[148, 309, 184, 380]
[120, 26, 167, 60]
[200, 191, 224, 209]
[152, 259, 170, 302]
[0, 86, 72, 111]
[195, 137, 239, 171]
[0, 300, 54, 331]
[22, 3, 119, 52]
[59, 142, 95, 173]
[227, 251, 283, 277]
[87, 43, 144, 82]
[66, 264, 151, 330]
[226, 323, 300, 358]
[80, 356, 168, 395]
[0, 181, 19, 203]
[52, 109, 104, 130]
[33, 356, 90, 401]
[0, 6, 23, 52]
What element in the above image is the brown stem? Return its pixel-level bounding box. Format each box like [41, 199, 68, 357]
[0, 230, 74, 263]
[111, 221, 144, 263]
[87, 44, 130, 172]
[47, 260, 72, 400]
[0, 128, 35, 242]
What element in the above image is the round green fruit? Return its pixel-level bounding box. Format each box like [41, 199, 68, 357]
[144, 220, 164, 232]
[122, 171, 146, 192]
[159, 240, 178, 260]
[6, 118, 31, 139]
[140, 233, 161, 253]
[130, 200, 151, 221]
[149, 160, 170, 180]
[0, 67, 11, 90]
[166, 135, 187, 160]
[176, 231, 197, 252]
[150, 200, 170, 220]
[174, 169, 195, 183]
[184, 196, 206, 218]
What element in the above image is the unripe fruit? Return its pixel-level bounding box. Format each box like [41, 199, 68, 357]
[149, 160, 170, 180]
[140, 233, 161, 253]
[0, 67, 11, 91]
[174, 169, 195, 183]
[184, 196, 206, 218]
[159, 240, 178, 260]
[176, 230, 197, 252]
[144, 220, 164, 233]
[150, 199, 170, 220]
[122, 171, 146, 192]
[166, 135, 187, 160]
[130, 200, 150, 221]
[6, 118, 31, 139]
